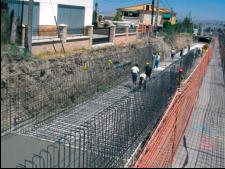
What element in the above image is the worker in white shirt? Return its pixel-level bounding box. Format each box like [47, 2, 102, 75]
[139, 73, 147, 90]
[152, 52, 157, 69]
[171, 48, 176, 60]
[131, 64, 140, 87]
[154, 53, 161, 69]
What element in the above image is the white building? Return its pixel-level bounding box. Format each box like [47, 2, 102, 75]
[5, 0, 93, 34]
[38, 0, 93, 26]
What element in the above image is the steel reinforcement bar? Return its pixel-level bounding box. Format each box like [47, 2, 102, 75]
[15, 45, 207, 168]
[133, 40, 215, 168]
[1, 46, 153, 135]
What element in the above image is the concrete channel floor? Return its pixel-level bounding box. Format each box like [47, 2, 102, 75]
[172, 39, 225, 168]
[1, 44, 202, 168]
[1, 51, 180, 168]
[1, 133, 52, 168]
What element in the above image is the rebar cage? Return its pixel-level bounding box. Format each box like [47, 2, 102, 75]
[11, 48, 203, 168]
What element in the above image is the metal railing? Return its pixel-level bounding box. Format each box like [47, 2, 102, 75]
[116, 27, 126, 34]
[14, 48, 203, 168]
[32, 26, 58, 40]
[122, 16, 139, 21]
[67, 28, 84, 37]
[32, 26, 85, 40]
[128, 28, 136, 34]
[92, 27, 110, 45]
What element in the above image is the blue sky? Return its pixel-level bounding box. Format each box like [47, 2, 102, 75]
[95, 0, 225, 21]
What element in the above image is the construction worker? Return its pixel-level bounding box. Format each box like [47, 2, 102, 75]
[103, 18, 109, 28]
[180, 48, 184, 57]
[203, 44, 209, 53]
[154, 52, 161, 69]
[152, 52, 157, 69]
[171, 48, 176, 60]
[197, 47, 203, 57]
[96, 19, 100, 27]
[139, 72, 147, 90]
[188, 44, 191, 52]
[145, 62, 152, 80]
[131, 64, 140, 87]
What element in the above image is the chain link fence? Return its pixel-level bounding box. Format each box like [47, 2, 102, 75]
[219, 33, 225, 81]
[133, 40, 215, 168]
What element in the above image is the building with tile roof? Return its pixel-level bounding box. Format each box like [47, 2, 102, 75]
[117, 3, 176, 26]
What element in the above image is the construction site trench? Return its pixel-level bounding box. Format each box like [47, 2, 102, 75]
[1, 35, 202, 168]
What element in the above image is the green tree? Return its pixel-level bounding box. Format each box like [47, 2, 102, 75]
[163, 21, 172, 29]
[92, 2, 99, 26]
[113, 11, 122, 21]
[182, 17, 193, 34]
[159, 16, 194, 43]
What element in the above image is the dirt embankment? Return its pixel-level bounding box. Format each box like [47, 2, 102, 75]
[147, 33, 193, 60]
[1, 33, 193, 78]
[1, 34, 194, 131]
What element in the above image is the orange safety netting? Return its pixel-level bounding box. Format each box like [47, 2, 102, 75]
[134, 41, 215, 168]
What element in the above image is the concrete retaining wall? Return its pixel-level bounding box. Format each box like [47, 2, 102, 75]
[32, 36, 91, 55]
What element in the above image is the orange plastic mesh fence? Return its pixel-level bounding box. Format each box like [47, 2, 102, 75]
[134, 41, 215, 168]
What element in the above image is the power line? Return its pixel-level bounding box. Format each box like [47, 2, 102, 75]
[161, 0, 170, 9]
[168, 0, 176, 8]
[49, 0, 66, 53]
[49, 0, 56, 17]
[164, 0, 171, 9]
[155, 0, 160, 31]
[160, 0, 167, 8]
[101, 0, 139, 3]
[27, 0, 33, 53]
[151, 0, 155, 25]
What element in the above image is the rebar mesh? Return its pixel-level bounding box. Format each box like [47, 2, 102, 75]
[13, 47, 204, 168]
[134, 40, 216, 168]
[1, 46, 155, 134]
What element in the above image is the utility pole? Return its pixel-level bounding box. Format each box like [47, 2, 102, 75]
[27, 0, 33, 53]
[142, 4, 145, 23]
[20, 1, 24, 27]
[97, 0, 100, 20]
[155, 0, 160, 36]
[151, 0, 155, 34]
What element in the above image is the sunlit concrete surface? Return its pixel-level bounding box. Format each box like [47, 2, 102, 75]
[173, 39, 225, 168]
